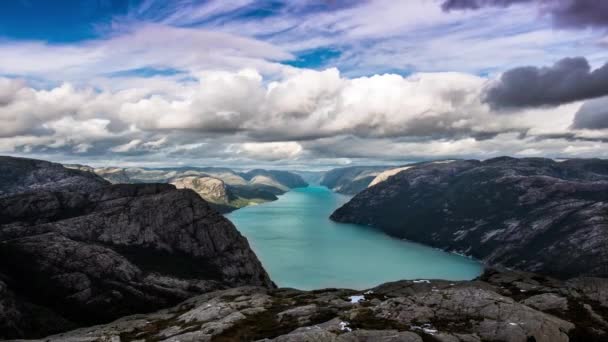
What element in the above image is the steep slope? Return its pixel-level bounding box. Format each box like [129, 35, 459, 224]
[240, 169, 308, 189]
[25, 269, 608, 342]
[368, 165, 414, 187]
[171, 176, 232, 204]
[331, 157, 608, 278]
[320, 166, 391, 194]
[0, 157, 273, 339]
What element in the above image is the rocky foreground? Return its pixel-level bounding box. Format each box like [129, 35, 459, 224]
[0, 157, 272, 339]
[332, 157, 608, 279]
[14, 269, 608, 342]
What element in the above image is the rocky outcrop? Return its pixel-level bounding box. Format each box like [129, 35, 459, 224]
[331, 157, 608, 279]
[368, 166, 414, 187]
[0, 156, 108, 197]
[171, 176, 231, 204]
[321, 166, 391, 195]
[22, 270, 608, 342]
[0, 157, 273, 339]
[240, 169, 308, 190]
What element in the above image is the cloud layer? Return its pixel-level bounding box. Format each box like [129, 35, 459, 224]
[2, 65, 607, 167]
[2, 0, 608, 167]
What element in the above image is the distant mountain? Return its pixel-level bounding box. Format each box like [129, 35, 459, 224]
[331, 157, 608, 279]
[239, 169, 308, 189]
[295, 170, 326, 185]
[0, 156, 273, 339]
[320, 165, 392, 194]
[65, 165, 308, 213]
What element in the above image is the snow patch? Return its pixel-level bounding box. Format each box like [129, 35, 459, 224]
[339, 321, 352, 332]
[349, 295, 365, 303]
[413, 279, 431, 284]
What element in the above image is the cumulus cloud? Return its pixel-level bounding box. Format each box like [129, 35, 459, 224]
[484, 57, 608, 109]
[1, 67, 606, 165]
[441, 0, 608, 29]
[229, 142, 304, 161]
[571, 97, 608, 130]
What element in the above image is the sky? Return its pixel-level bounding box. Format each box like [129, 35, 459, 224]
[1, 0, 608, 170]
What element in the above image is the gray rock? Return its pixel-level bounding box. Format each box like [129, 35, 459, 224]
[0, 158, 273, 340]
[331, 157, 608, 278]
[0, 156, 108, 197]
[23, 270, 606, 342]
[521, 293, 569, 312]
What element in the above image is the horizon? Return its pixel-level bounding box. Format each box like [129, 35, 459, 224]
[2, 152, 603, 173]
[1, 0, 608, 168]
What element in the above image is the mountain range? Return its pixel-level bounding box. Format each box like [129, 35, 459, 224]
[65, 164, 308, 213]
[1, 155, 607, 341]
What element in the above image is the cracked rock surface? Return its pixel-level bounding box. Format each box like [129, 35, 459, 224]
[18, 270, 608, 342]
[331, 157, 608, 278]
[0, 157, 273, 339]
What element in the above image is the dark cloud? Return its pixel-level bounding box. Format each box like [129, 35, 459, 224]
[484, 57, 608, 109]
[441, 0, 530, 11]
[571, 96, 608, 130]
[442, 0, 608, 29]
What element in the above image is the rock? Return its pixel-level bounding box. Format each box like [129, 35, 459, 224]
[368, 166, 414, 187]
[521, 293, 569, 312]
[171, 176, 231, 204]
[22, 270, 608, 342]
[337, 330, 422, 341]
[0, 156, 108, 197]
[0, 158, 273, 339]
[331, 157, 608, 278]
[320, 166, 391, 195]
[277, 304, 319, 325]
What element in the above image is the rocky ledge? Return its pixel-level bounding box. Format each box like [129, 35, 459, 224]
[331, 157, 608, 279]
[17, 269, 608, 342]
[0, 157, 273, 339]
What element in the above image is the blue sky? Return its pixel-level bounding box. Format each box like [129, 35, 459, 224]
[1, 0, 608, 168]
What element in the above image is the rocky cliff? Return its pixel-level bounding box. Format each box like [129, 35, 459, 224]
[0, 156, 273, 339]
[20, 269, 608, 342]
[320, 166, 391, 195]
[1, 156, 108, 197]
[171, 176, 232, 204]
[331, 157, 608, 279]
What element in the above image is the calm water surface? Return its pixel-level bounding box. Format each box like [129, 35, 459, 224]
[227, 186, 482, 290]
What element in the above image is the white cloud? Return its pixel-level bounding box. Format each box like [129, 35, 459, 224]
[230, 141, 304, 161]
[111, 139, 143, 153]
[0, 66, 606, 165]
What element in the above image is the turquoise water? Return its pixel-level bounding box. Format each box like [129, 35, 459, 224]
[227, 186, 483, 290]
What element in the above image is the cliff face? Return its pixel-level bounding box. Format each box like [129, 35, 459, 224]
[320, 166, 391, 195]
[24, 269, 608, 342]
[331, 157, 608, 279]
[0, 157, 273, 339]
[171, 176, 232, 204]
